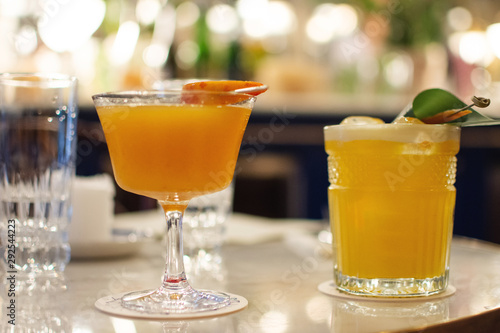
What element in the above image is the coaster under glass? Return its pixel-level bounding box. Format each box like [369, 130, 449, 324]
[95, 291, 248, 320]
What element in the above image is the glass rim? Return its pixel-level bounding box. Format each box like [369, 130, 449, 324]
[92, 90, 257, 106]
[324, 122, 462, 131]
[92, 89, 254, 98]
[0, 72, 77, 88]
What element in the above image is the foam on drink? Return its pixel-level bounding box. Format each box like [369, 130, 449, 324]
[325, 117, 460, 144]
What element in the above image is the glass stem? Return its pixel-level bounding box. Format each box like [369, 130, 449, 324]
[160, 201, 190, 289]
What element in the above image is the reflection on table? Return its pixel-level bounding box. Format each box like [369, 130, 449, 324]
[1, 213, 499, 332]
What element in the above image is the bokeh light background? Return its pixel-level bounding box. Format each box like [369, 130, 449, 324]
[1, 0, 500, 112]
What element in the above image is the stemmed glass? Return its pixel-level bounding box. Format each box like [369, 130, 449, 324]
[92, 88, 256, 314]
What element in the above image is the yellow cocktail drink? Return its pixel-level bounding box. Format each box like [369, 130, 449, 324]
[325, 121, 460, 296]
[96, 103, 251, 201]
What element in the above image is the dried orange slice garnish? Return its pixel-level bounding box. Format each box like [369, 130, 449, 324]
[183, 80, 267, 95]
[181, 80, 268, 105]
[421, 110, 472, 124]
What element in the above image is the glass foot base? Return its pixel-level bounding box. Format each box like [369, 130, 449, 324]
[335, 270, 449, 297]
[95, 291, 247, 320]
[121, 287, 231, 314]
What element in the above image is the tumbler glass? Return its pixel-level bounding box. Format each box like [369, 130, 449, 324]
[0, 73, 78, 292]
[325, 122, 460, 296]
[183, 183, 234, 276]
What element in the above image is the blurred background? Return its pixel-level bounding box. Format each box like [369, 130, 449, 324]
[2, 0, 500, 243]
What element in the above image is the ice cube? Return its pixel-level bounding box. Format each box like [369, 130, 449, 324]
[393, 116, 425, 124]
[340, 116, 385, 125]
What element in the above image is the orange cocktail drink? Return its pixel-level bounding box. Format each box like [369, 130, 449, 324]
[325, 120, 460, 296]
[92, 84, 265, 315]
[96, 103, 251, 201]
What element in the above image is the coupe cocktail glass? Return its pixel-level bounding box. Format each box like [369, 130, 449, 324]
[92, 89, 255, 313]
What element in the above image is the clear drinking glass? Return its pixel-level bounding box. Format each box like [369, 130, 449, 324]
[0, 73, 78, 292]
[324, 122, 460, 296]
[183, 182, 234, 277]
[92, 89, 255, 313]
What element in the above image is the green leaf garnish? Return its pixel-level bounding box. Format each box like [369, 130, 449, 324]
[400, 88, 498, 127]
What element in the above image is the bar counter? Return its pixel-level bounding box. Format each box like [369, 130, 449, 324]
[2, 212, 500, 332]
